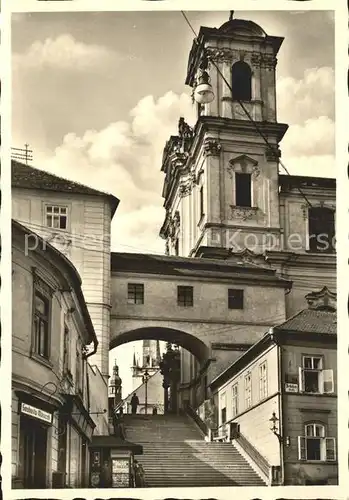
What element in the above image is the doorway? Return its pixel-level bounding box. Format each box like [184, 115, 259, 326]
[19, 416, 48, 488]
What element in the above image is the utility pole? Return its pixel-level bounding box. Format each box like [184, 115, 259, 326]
[11, 144, 33, 164]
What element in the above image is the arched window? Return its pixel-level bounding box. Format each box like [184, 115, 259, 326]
[308, 207, 335, 253]
[232, 61, 252, 101]
[298, 422, 336, 462]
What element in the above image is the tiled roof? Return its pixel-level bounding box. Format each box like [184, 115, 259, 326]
[275, 308, 336, 335]
[211, 308, 336, 389]
[279, 174, 336, 190]
[111, 252, 292, 286]
[12, 160, 120, 216]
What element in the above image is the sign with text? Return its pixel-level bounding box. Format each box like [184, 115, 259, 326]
[112, 458, 129, 473]
[112, 458, 130, 488]
[285, 383, 298, 393]
[21, 402, 53, 423]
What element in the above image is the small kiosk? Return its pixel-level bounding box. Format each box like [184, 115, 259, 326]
[89, 436, 143, 488]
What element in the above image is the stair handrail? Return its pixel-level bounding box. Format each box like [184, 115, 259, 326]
[184, 402, 209, 437]
[235, 431, 270, 478]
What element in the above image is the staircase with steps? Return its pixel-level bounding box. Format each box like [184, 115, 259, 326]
[123, 413, 266, 487]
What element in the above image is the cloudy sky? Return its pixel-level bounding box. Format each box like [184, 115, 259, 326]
[12, 10, 335, 396]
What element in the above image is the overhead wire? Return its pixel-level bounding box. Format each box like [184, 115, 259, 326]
[180, 11, 315, 209]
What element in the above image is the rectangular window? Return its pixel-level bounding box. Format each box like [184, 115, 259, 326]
[63, 324, 71, 375]
[299, 356, 334, 394]
[127, 283, 144, 305]
[177, 286, 193, 307]
[235, 173, 252, 207]
[308, 207, 335, 253]
[298, 424, 336, 462]
[200, 186, 204, 218]
[231, 384, 238, 417]
[228, 289, 244, 309]
[33, 291, 50, 359]
[76, 349, 81, 394]
[45, 205, 68, 230]
[220, 392, 227, 424]
[244, 373, 252, 409]
[259, 362, 268, 400]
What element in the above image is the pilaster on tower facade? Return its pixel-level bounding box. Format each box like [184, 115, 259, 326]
[160, 17, 288, 258]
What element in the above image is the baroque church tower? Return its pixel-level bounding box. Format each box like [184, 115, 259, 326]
[132, 340, 161, 391]
[160, 15, 288, 258]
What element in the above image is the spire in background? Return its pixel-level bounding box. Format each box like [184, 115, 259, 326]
[132, 349, 138, 367]
[156, 340, 161, 364]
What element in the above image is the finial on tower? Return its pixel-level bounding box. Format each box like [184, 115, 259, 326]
[229, 11, 234, 21]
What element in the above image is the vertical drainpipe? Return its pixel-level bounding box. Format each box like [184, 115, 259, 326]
[275, 331, 285, 485]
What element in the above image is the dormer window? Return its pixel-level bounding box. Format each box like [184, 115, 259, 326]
[232, 61, 252, 101]
[45, 205, 68, 230]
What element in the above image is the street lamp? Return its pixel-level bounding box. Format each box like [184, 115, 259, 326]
[142, 369, 150, 415]
[193, 70, 215, 104]
[269, 412, 290, 447]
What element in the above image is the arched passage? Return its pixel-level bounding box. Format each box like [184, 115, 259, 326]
[110, 327, 212, 414]
[110, 326, 210, 367]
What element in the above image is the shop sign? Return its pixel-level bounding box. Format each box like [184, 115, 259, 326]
[21, 402, 53, 424]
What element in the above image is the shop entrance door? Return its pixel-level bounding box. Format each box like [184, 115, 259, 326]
[20, 417, 48, 488]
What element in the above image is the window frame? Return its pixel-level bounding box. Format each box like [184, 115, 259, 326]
[31, 276, 52, 362]
[199, 185, 205, 219]
[231, 383, 238, 418]
[259, 361, 268, 401]
[244, 372, 252, 410]
[177, 285, 194, 308]
[298, 423, 336, 462]
[75, 346, 82, 395]
[235, 172, 252, 208]
[127, 283, 145, 305]
[44, 204, 69, 231]
[298, 355, 334, 394]
[228, 288, 244, 310]
[63, 323, 72, 378]
[231, 60, 252, 102]
[220, 391, 227, 425]
[307, 206, 335, 254]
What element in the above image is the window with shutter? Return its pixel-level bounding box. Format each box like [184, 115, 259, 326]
[298, 436, 306, 460]
[298, 366, 304, 392]
[298, 423, 335, 462]
[325, 437, 336, 461]
[299, 356, 333, 394]
[322, 369, 334, 393]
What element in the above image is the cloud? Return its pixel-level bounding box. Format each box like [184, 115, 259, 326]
[34, 91, 195, 253]
[282, 116, 335, 157]
[277, 67, 334, 125]
[13, 34, 117, 71]
[281, 154, 335, 178]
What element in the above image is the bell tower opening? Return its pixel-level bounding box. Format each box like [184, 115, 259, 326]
[231, 60, 252, 101]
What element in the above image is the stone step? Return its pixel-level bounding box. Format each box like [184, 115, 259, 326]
[124, 415, 266, 487]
